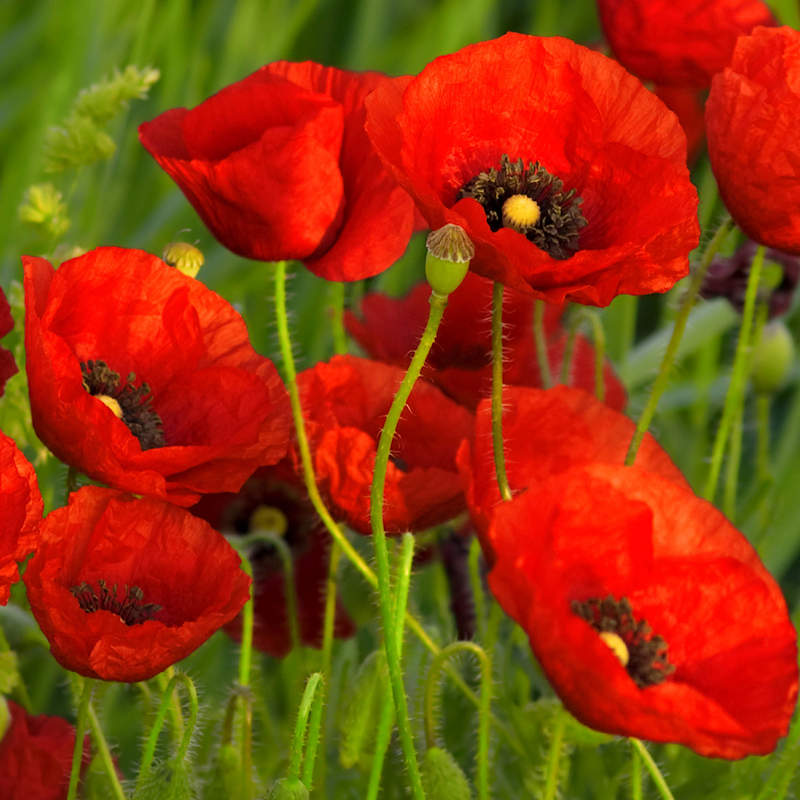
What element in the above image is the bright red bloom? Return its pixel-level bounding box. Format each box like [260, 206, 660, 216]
[345, 272, 626, 412]
[0, 430, 43, 605]
[296, 355, 473, 534]
[365, 33, 699, 305]
[139, 62, 415, 281]
[597, 0, 775, 88]
[487, 463, 797, 758]
[0, 289, 18, 397]
[0, 700, 90, 800]
[458, 385, 686, 559]
[24, 486, 251, 682]
[192, 464, 354, 658]
[23, 247, 290, 506]
[706, 26, 800, 254]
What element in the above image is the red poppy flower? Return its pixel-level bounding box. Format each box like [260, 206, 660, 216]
[0, 289, 18, 397]
[192, 464, 354, 658]
[487, 463, 798, 758]
[706, 26, 800, 254]
[365, 33, 699, 305]
[597, 0, 775, 88]
[0, 430, 43, 605]
[0, 700, 90, 800]
[345, 272, 626, 412]
[23, 247, 291, 506]
[295, 355, 473, 534]
[457, 385, 686, 560]
[139, 62, 416, 281]
[24, 486, 251, 682]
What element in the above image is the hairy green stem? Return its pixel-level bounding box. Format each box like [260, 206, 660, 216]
[533, 299, 553, 389]
[87, 702, 127, 800]
[370, 290, 449, 800]
[630, 739, 643, 800]
[289, 672, 324, 782]
[542, 708, 566, 800]
[626, 216, 733, 466]
[491, 282, 513, 501]
[66, 677, 92, 800]
[631, 740, 675, 800]
[393, 534, 416, 651]
[366, 688, 396, 800]
[703, 245, 765, 502]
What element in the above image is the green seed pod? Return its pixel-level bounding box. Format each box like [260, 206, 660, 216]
[425, 224, 474, 297]
[338, 649, 388, 769]
[421, 746, 473, 800]
[751, 320, 795, 395]
[266, 777, 310, 799]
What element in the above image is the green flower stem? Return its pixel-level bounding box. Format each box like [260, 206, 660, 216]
[584, 310, 607, 404]
[468, 536, 487, 641]
[626, 216, 733, 466]
[542, 708, 566, 800]
[328, 281, 348, 355]
[757, 702, 800, 800]
[491, 282, 513, 501]
[87, 702, 127, 800]
[289, 672, 324, 782]
[533, 299, 553, 389]
[630, 740, 675, 800]
[237, 553, 255, 689]
[273, 261, 523, 760]
[302, 677, 326, 789]
[423, 641, 492, 800]
[703, 245, 765, 502]
[370, 290, 449, 800]
[366, 688, 396, 800]
[66, 677, 92, 800]
[155, 667, 184, 745]
[757, 393, 772, 482]
[393, 533, 416, 652]
[136, 673, 199, 795]
[559, 313, 580, 385]
[630, 741, 643, 800]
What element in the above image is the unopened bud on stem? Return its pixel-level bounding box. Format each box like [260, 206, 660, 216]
[425, 224, 474, 296]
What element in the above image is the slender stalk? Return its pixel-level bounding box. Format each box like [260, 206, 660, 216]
[559, 319, 579, 386]
[87, 702, 127, 800]
[393, 534, 416, 652]
[366, 689, 396, 800]
[756, 393, 772, 481]
[626, 216, 733, 465]
[370, 290, 449, 800]
[302, 677, 326, 789]
[289, 672, 324, 782]
[533, 299, 553, 388]
[542, 709, 566, 800]
[468, 536, 487, 640]
[328, 281, 348, 355]
[631, 740, 675, 800]
[703, 245, 765, 502]
[237, 554, 255, 689]
[66, 677, 92, 800]
[583, 310, 607, 404]
[491, 282, 513, 501]
[630, 739, 643, 800]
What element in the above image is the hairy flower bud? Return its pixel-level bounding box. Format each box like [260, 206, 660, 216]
[425, 224, 474, 296]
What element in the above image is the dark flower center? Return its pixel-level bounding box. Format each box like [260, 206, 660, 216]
[81, 359, 165, 449]
[572, 595, 675, 689]
[70, 579, 162, 626]
[459, 154, 587, 260]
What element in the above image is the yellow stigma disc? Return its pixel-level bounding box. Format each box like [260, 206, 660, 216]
[598, 631, 630, 667]
[250, 505, 289, 537]
[96, 394, 124, 419]
[502, 194, 541, 232]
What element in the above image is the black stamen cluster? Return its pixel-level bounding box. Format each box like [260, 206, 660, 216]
[459, 154, 587, 260]
[70, 579, 162, 626]
[81, 359, 165, 449]
[572, 595, 675, 689]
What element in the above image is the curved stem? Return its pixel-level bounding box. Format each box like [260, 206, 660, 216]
[66, 677, 92, 800]
[631, 740, 675, 800]
[626, 216, 733, 465]
[703, 245, 765, 502]
[237, 553, 255, 689]
[533, 299, 553, 389]
[370, 290, 449, 800]
[491, 282, 512, 501]
[393, 533, 416, 651]
[87, 702, 127, 800]
[423, 641, 492, 800]
[289, 672, 324, 782]
[542, 709, 566, 800]
[366, 687, 396, 800]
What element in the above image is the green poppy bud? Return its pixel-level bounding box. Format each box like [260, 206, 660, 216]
[421, 746, 473, 800]
[163, 242, 204, 278]
[751, 320, 795, 395]
[266, 777, 310, 799]
[425, 224, 474, 297]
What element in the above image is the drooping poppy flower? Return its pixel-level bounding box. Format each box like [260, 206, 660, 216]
[345, 272, 626, 412]
[701, 238, 800, 318]
[365, 33, 699, 306]
[487, 463, 798, 758]
[597, 0, 775, 88]
[457, 385, 686, 559]
[139, 62, 416, 281]
[295, 355, 473, 534]
[0, 700, 90, 800]
[0, 429, 43, 605]
[0, 289, 18, 397]
[24, 486, 251, 682]
[191, 463, 354, 658]
[706, 26, 800, 255]
[23, 247, 291, 506]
